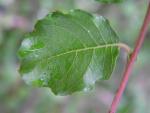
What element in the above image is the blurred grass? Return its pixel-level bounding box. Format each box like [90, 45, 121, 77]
[0, 0, 150, 113]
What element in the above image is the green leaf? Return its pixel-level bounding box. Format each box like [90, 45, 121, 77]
[18, 9, 119, 95]
[95, 0, 123, 3]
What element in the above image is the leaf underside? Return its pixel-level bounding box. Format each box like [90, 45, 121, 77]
[18, 9, 119, 95]
[96, 0, 123, 3]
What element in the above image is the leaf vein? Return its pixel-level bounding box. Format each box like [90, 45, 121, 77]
[48, 43, 119, 60]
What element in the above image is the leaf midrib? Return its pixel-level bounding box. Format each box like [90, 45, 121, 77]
[48, 43, 119, 60]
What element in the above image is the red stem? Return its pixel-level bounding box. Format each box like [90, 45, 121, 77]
[109, 2, 150, 113]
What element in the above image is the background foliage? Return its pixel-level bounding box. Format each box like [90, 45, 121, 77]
[0, 0, 150, 113]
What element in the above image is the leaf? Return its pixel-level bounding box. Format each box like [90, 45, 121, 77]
[95, 0, 123, 3]
[18, 9, 119, 95]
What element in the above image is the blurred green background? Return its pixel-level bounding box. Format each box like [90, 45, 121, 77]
[0, 0, 150, 113]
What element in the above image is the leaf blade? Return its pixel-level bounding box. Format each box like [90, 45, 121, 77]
[18, 10, 119, 95]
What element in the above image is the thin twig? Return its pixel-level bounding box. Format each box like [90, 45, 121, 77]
[109, 2, 150, 113]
